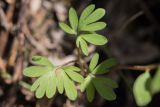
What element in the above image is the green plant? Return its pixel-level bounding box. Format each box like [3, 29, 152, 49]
[133, 67, 160, 106]
[80, 53, 118, 102]
[59, 4, 107, 55]
[23, 4, 160, 106]
[23, 4, 118, 102]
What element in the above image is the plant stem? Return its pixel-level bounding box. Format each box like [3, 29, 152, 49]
[77, 47, 86, 75]
[116, 64, 160, 71]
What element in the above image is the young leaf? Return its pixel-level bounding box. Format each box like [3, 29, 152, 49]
[59, 22, 76, 35]
[35, 75, 48, 98]
[31, 56, 54, 67]
[80, 75, 93, 92]
[93, 78, 116, 101]
[63, 66, 80, 72]
[81, 22, 106, 31]
[133, 72, 152, 106]
[69, 8, 78, 31]
[56, 71, 64, 94]
[46, 73, 57, 98]
[150, 66, 160, 95]
[84, 8, 105, 25]
[27, 66, 57, 99]
[31, 76, 42, 92]
[81, 34, 108, 45]
[86, 82, 95, 102]
[89, 53, 99, 71]
[79, 4, 95, 21]
[35, 84, 46, 98]
[64, 69, 84, 83]
[79, 38, 88, 56]
[79, 4, 95, 29]
[63, 72, 77, 100]
[23, 66, 51, 77]
[92, 58, 117, 74]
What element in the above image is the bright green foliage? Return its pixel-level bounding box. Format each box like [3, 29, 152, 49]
[89, 53, 99, 71]
[93, 58, 118, 74]
[69, 8, 78, 31]
[133, 71, 152, 106]
[63, 71, 78, 100]
[80, 75, 93, 92]
[79, 37, 88, 56]
[76, 36, 89, 55]
[89, 53, 117, 74]
[59, 4, 107, 56]
[63, 66, 80, 72]
[23, 56, 83, 100]
[88, 53, 117, 74]
[23, 4, 119, 103]
[23, 66, 51, 77]
[64, 68, 84, 83]
[81, 22, 106, 31]
[31, 55, 54, 67]
[59, 23, 76, 35]
[81, 34, 108, 45]
[150, 67, 160, 95]
[82, 8, 105, 25]
[79, 4, 95, 29]
[80, 53, 118, 102]
[81, 75, 117, 102]
[56, 71, 64, 94]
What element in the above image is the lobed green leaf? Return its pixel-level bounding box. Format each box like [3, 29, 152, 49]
[69, 8, 78, 31]
[46, 73, 57, 98]
[31, 56, 54, 67]
[79, 38, 88, 56]
[63, 66, 80, 72]
[81, 34, 108, 45]
[84, 8, 105, 25]
[31, 77, 42, 92]
[81, 22, 106, 31]
[89, 53, 99, 72]
[92, 58, 117, 74]
[56, 71, 64, 94]
[35, 75, 48, 98]
[63, 72, 77, 100]
[23, 66, 51, 77]
[79, 4, 95, 29]
[59, 22, 76, 35]
[64, 69, 84, 83]
[133, 71, 152, 106]
[80, 75, 93, 92]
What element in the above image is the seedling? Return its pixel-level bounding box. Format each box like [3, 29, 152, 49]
[23, 4, 118, 102]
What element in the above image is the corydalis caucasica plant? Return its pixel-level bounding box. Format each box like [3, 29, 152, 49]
[24, 56, 83, 100]
[80, 53, 118, 102]
[59, 4, 108, 56]
[23, 4, 118, 102]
